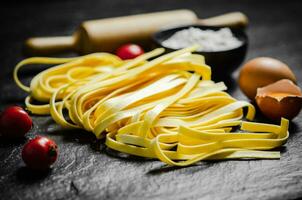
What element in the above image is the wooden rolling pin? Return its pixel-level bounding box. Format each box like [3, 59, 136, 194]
[24, 9, 248, 55]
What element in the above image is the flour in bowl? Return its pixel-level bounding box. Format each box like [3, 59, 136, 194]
[162, 27, 242, 52]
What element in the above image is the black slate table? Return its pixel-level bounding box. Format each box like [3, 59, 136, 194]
[1, 0, 302, 199]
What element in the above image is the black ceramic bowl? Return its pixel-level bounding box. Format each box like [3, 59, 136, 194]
[153, 25, 248, 79]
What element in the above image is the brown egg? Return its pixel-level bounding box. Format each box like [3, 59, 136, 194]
[256, 79, 302, 121]
[238, 57, 296, 100]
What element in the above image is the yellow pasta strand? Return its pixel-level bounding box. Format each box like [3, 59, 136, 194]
[14, 46, 289, 166]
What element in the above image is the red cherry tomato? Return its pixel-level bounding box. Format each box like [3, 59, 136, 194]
[0, 106, 32, 138]
[22, 136, 58, 170]
[116, 44, 144, 60]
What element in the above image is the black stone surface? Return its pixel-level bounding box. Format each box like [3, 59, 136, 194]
[1, 0, 302, 199]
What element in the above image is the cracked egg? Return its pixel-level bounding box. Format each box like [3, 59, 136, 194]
[256, 79, 302, 121]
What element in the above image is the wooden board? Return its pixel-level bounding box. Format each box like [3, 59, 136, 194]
[1, 0, 302, 199]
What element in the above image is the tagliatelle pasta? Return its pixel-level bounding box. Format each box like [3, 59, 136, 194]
[14, 46, 289, 166]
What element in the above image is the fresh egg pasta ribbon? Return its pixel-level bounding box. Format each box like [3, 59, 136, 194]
[14, 46, 289, 166]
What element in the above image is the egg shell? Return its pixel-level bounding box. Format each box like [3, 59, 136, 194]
[239, 57, 296, 100]
[256, 79, 302, 121]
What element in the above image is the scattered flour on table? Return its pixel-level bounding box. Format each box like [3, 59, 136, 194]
[162, 27, 242, 52]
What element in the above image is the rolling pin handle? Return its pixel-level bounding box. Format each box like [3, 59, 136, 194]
[198, 12, 249, 29]
[24, 36, 75, 55]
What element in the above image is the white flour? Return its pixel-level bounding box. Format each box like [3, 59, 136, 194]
[162, 27, 242, 52]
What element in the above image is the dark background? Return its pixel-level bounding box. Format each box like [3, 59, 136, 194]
[1, 0, 302, 199]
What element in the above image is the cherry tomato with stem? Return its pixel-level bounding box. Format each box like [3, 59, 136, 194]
[22, 136, 58, 170]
